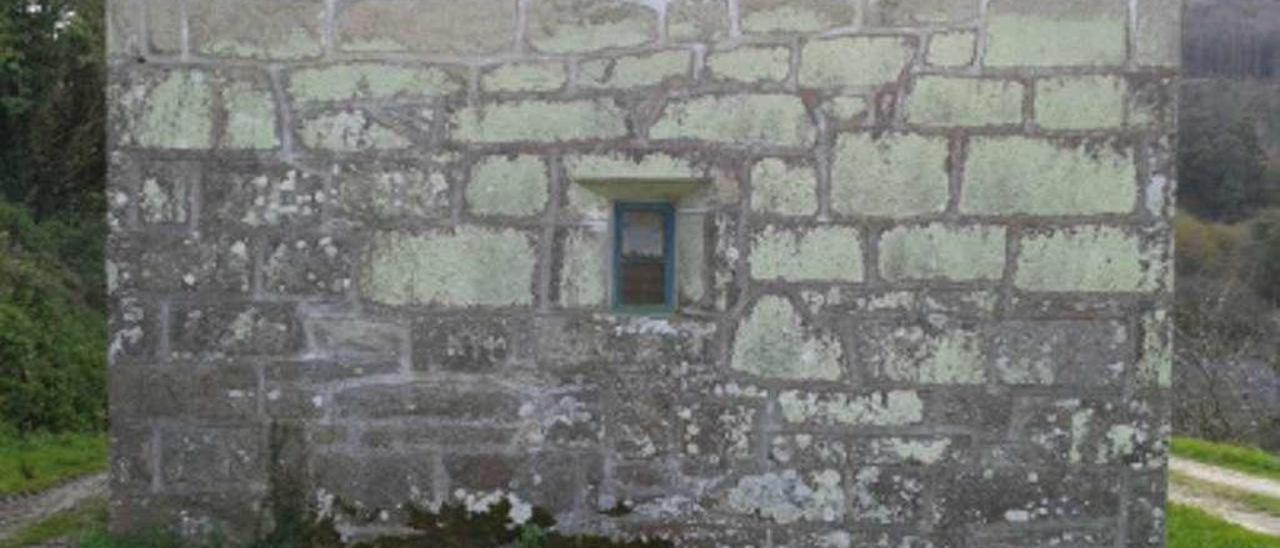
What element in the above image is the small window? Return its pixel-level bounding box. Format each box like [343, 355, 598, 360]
[613, 202, 675, 313]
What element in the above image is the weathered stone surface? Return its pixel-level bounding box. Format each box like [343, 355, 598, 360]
[985, 0, 1127, 67]
[731, 296, 843, 380]
[740, 0, 859, 34]
[362, 228, 537, 307]
[467, 156, 550, 217]
[189, 0, 324, 60]
[1015, 226, 1158, 292]
[108, 0, 1175, 541]
[831, 133, 950, 217]
[879, 223, 1006, 281]
[751, 159, 817, 216]
[667, 0, 730, 42]
[528, 0, 656, 54]
[907, 77, 1024, 127]
[963, 137, 1136, 215]
[650, 94, 814, 147]
[339, 0, 515, 54]
[800, 36, 914, 89]
[928, 32, 976, 67]
[750, 225, 863, 282]
[289, 64, 462, 103]
[1036, 76, 1126, 129]
[452, 100, 627, 143]
[579, 50, 693, 89]
[856, 322, 987, 384]
[706, 46, 792, 83]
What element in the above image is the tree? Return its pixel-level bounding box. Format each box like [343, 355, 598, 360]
[1178, 101, 1269, 220]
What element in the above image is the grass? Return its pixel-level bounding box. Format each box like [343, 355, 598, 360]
[1172, 437, 1280, 483]
[1168, 503, 1280, 548]
[1171, 470, 1280, 518]
[0, 431, 108, 496]
[0, 497, 107, 548]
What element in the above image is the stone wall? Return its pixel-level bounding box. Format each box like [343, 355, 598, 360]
[106, 0, 1180, 545]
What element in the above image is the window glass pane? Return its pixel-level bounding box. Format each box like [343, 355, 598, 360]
[618, 208, 668, 307]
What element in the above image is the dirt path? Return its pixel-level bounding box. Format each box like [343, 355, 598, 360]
[0, 473, 107, 543]
[1169, 457, 1280, 537]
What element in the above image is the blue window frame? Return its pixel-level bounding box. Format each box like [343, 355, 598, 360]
[613, 202, 675, 313]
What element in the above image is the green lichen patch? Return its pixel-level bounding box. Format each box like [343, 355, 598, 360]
[116, 70, 214, 150]
[800, 36, 914, 90]
[879, 223, 1006, 281]
[650, 94, 813, 147]
[451, 99, 627, 143]
[482, 62, 568, 93]
[578, 50, 692, 89]
[300, 110, 412, 151]
[927, 32, 976, 67]
[864, 325, 987, 384]
[1015, 226, 1157, 292]
[739, 0, 859, 34]
[289, 64, 462, 103]
[527, 0, 656, 54]
[778, 390, 924, 426]
[560, 229, 607, 307]
[220, 80, 278, 149]
[831, 133, 950, 217]
[189, 0, 324, 60]
[962, 137, 1135, 215]
[751, 159, 817, 216]
[1035, 76, 1126, 130]
[907, 77, 1023, 127]
[706, 46, 792, 83]
[467, 156, 550, 217]
[750, 225, 863, 282]
[731, 296, 843, 381]
[361, 227, 536, 307]
[985, 0, 1126, 67]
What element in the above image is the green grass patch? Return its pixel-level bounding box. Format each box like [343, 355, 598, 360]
[0, 497, 106, 548]
[1171, 471, 1280, 518]
[1169, 503, 1280, 548]
[1172, 437, 1280, 483]
[0, 431, 107, 496]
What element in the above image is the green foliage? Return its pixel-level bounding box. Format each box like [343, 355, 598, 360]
[1178, 103, 1270, 220]
[1172, 437, 1280, 483]
[1168, 503, 1280, 548]
[0, 200, 106, 434]
[0, 0, 106, 221]
[1247, 209, 1280, 305]
[0, 430, 107, 495]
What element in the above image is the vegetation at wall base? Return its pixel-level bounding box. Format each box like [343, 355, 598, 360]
[0, 430, 106, 496]
[1168, 504, 1280, 548]
[1172, 437, 1280, 483]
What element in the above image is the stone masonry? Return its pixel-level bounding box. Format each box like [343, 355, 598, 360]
[106, 0, 1180, 545]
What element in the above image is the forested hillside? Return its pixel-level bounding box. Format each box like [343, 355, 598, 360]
[1185, 0, 1280, 81]
[0, 0, 107, 436]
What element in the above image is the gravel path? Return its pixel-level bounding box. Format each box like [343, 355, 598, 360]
[1169, 456, 1280, 537]
[0, 473, 107, 544]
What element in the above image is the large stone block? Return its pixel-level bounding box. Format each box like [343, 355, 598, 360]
[750, 225, 863, 282]
[298, 109, 412, 152]
[650, 94, 814, 147]
[202, 165, 325, 229]
[1015, 226, 1158, 292]
[288, 64, 463, 103]
[466, 156, 550, 217]
[452, 100, 627, 143]
[528, 0, 657, 53]
[927, 32, 976, 67]
[849, 466, 926, 525]
[722, 470, 844, 524]
[113, 69, 214, 150]
[778, 390, 924, 426]
[706, 45, 792, 84]
[731, 296, 843, 381]
[361, 227, 537, 307]
[482, 62, 569, 94]
[333, 384, 522, 421]
[831, 133, 950, 217]
[578, 50, 693, 90]
[800, 36, 914, 89]
[260, 235, 354, 297]
[412, 315, 531, 372]
[739, 0, 859, 34]
[169, 303, 302, 358]
[331, 161, 452, 227]
[962, 137, 1136, 215]
[312, 449, 436, 510]
[159, 426, 263, 492]
[339, 0, 516, 55]
[1134, 0, 1181, 67]
[111, 362, 260, 421]
[751, 159, 817, 216]
[993, 320, 1131, 385]
[558, 228, 608, 308]
[906, 77, 1024, 127]
[188, 0, 324, 60]
[936, 467, 1121, 529]
[855, 322, 987, 384]
[667, 0, 730, 42]
[985, 0, 1127, 67]
[1036, 76, 1126, 130]
[869, 0, 981, 25]
[879, 223, 1006, 281]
